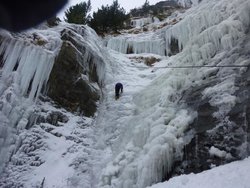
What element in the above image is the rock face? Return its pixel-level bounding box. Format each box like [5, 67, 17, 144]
[173, 77, 250, 174]
[47, 27, 102, 117]
[171, 38, 250, 176]
[0, 24, 106, 176]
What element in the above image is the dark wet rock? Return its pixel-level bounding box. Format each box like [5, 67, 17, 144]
[168, 34, 250, 176]
[166, 32, 250, 178]
[45, 111, 69, 126]
[170, 65, 250, 177]
[50, 132, 63, 137]
[47, 28, 102, 117]
[169, 37, 180, 56]
[40, 124, 54, 133]
[0, 38, 4, 68]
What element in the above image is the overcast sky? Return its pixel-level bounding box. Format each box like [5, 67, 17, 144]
[58, 0, 164, 19]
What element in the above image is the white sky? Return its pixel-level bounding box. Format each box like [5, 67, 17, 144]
[58, 0, 164, 19]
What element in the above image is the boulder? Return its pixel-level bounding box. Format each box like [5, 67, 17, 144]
[47, 28, 101, 117]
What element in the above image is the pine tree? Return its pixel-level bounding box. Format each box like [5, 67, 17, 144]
[89, 0, 128, 34]
[64, 0, 91, 24]
[142, 0, 150, 15]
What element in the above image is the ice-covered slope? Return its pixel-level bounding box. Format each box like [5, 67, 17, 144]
[0, 23, 111, 187]
[130, 17, 160, 28]
[108, 0, 249, 57]
[149, 156, 250, 188]
[0, 28, 61, 174]
[0, 0, 250, 187]
[99, 0, 250, 187]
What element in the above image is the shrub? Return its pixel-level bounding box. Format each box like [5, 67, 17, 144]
[144, 57, 160, 66]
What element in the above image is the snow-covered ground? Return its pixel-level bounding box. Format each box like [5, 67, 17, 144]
[92, 51, 167, 185]
[149, 157, 250, 188]
[1, 0, 250, 187]
[99, 0, 250, 187]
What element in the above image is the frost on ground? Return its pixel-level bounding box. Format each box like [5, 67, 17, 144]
[0, 101, 96, 188]
[1, 0, 250, 187]
[99, 0, 250, 187]
[0, 26, 62, 175]
[149, 156, 250, 188]
[0, 23, 109, 187]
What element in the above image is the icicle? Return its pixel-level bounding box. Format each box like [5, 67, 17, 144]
[107, 36, 165, 56]
[1, 40, 23, 77]
[0, 29, 62, 174]
[130, 17, 159, 28]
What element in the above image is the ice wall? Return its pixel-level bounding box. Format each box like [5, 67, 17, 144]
[66, 25, 110, 86]
[0, 24, 112, 175]
[130, 17, 160, 28]
[164, 0, 250, 56]
[0, 29, 61, 173]
[101, 0, 250, 187]
[107, 34, 166, 56]
[107, 0, 249, 58]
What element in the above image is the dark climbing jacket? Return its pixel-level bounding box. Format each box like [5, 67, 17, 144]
[115, 83, 123, 98]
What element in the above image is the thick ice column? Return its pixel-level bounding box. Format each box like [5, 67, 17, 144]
[0, 39, 55, 101]
[107, 35, 165, 56]
[164, 0, 250, 57]
[0, 34, 59, 173]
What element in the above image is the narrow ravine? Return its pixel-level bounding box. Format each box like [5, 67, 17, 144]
[91, 51, 164, 187]
[0, 0, 250, 187]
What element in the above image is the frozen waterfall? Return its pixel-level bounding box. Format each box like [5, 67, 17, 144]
[0, 0, 250, 187]
[130, 17, 160, 28]
[0, 29, 61, 173]
[0, 24, 112, 187]
[100, 0, 250, 187]
[107, 34, 166, 56]
[107, 0, 249, 58]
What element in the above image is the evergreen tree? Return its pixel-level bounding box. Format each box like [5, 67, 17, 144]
[129, 0, 151, 17]
[64, 0, 91, 24]
[90, 5, 110, 32]
[110, 0, 128, 31]
[89, 0, 128, 34]
[142, 0, 150, 15]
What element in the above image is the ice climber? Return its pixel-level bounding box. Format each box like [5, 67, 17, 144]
[115, 82, 123, 100]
